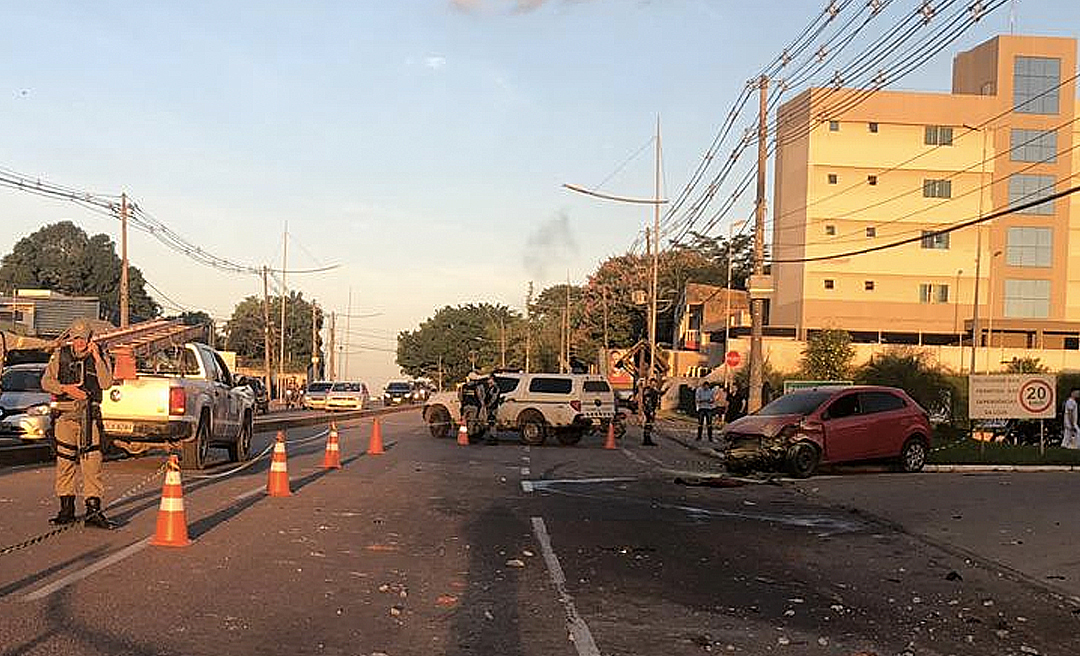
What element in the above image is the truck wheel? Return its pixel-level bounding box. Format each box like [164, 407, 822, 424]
[427, 406, 451, 439]
[555, 429, 583, 446]
[182, 416, 210, 470]
[228, 413, 253, 462]
[519, 411, 546, 446]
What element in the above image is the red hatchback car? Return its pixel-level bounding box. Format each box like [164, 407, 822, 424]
[721, 386, 932, 478]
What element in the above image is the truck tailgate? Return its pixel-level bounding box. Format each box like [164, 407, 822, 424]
[100, 377, 172, 427]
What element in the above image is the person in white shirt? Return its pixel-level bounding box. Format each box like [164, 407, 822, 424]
[1062, 388, 1080, 449]
[695, 381, 716, 442]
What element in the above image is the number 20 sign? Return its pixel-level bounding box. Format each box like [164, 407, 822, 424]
[969, 374, 1057, 420]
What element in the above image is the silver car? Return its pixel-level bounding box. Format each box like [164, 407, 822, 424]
[325, 381, 370, 412]
[0, 363, 53, 443]
[304, 381, 333, 410]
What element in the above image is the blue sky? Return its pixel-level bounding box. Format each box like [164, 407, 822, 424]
[1, 0, 1077, 387]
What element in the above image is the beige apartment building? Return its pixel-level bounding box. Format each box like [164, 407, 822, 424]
[771, 34, 1080, 371]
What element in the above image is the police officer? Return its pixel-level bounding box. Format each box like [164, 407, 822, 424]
[479, 373, 502, 445]
[641, 378, 664, 446]
[41, 319, 114, 529]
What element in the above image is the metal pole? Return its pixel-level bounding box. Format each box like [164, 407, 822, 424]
[748, 75, 768, 413]
[278, 226, 287, 398]
[724, 221, 736, 387]
[954, 268, 963, 370]
[500, 317, 506, 369]
[344, 288, 352, 380]
[119, 193, 129, 327]
[311, 300, 318, 381]
[328, 312, 336, 381]
[262, 266, 272, 398]
[649, 116, 661, 385]
[969, 127, 987, 377]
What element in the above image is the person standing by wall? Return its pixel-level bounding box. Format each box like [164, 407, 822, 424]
[41, 319, 115, 529]
[694, 381, 715, 442]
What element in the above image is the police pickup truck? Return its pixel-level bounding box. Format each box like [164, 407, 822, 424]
[100, 342, 254, 469]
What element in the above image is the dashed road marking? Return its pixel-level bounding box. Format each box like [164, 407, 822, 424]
[23, 537, 152, 601]
[520, 466, 530, 477]
[531, 517, 601, 656]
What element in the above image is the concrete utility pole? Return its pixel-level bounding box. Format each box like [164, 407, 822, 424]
[311, 300, 318, 381]
[648, 116, 661, 385]
[262, 266, 272, 396]
[328, 312, 336, 381]
[278, 226, 288, 398]
[967, 125, 989, 378]
[748, 75, 768, 413]
[119, 193, 129, 327]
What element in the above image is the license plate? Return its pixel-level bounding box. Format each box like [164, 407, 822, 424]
[104, 420, 134, 434]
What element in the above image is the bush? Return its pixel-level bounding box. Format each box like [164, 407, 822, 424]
[800, 329, 854, 381]
[856, 347, 958, 420]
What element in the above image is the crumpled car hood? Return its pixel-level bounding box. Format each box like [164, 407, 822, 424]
[723, 413, 803, 438]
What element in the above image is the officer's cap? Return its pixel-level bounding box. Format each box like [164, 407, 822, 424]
[68, 319, 93, 340]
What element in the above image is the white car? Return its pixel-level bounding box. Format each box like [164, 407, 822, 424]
[0, 363, 53, 444]
[325, 381, 369, 411]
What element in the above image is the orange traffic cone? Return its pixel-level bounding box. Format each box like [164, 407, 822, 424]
[322, 424, 342, 469]
[368, 417, 384, 455]
[604, 421, 617, 450]
[457, 419, 469, 446]
[151, 454, 191, 547]
[267, 431, 291, 497]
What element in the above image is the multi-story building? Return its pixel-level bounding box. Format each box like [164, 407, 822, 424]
[771, 34, 1079, 368]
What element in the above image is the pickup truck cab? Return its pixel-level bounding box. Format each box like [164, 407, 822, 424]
[100, 342, 255, 469]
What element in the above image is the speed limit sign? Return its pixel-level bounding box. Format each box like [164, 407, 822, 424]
[969, 374, 1056, 419]
[1018, 378, 1054, 415]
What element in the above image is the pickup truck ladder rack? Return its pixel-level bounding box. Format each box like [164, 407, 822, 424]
[94, 319, 209, 379]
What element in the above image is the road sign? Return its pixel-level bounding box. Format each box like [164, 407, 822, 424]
[782, 380, 853, 395]
[968, 374, 1056, 420]
[725, 350, 742, 367]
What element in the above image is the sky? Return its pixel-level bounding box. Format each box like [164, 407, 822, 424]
[1, 0, 1078, 389]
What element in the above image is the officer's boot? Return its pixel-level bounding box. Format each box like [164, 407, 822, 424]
[49, 495, 76, 525]
[84, 497, 115, 530]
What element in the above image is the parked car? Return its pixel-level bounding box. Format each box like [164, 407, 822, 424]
[304, 381, 333, 410]
[423, 372, 619, 446]
[0, 363, 53, 444]
[326, 381, 369, 411]
[384, 380, 420, 405]
[721, 385, 932, 478]
[237, 376, 270, 415]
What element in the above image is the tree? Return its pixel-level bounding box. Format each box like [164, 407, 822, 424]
[0, 221, 159, 322]
[397, 304, 521, 385]
[674, 231, 755, 289]
[800, 329, 855, 380]
[857, 347, 955, 416]
[1003, 357, 1048, 374]
[225, 292, 322, 372]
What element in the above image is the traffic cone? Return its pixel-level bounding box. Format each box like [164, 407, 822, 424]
[457, 419, 469, 446]
[604, 421, 617, 450]
[267, 431, 291, 497]
[368, 417, 384, 455]
[150, 454, 191, 547]
[322, 424, 342, 469]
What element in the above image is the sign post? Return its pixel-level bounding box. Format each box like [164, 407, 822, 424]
[969, 374, 1056, 455]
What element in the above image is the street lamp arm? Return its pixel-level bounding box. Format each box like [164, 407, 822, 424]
[562, 183, 668, 205]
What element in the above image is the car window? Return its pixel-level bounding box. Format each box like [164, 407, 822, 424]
[860, 391, 906, 414]
[826, 394, 861, 419]
[308, 382, 332, 393]
[211, 352, 233, 387]
[757, 389, 834, 416]
[1, 367, 44, 391]
[387, 382, 411, 392]
[137, 346, 201, 376]
[528, 377, 573, 394]
[583, 380, 611, 393]
[495, 376, 520, 394]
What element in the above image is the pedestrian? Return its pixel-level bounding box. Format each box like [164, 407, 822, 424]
[713, 384, 729, 432]
[41, 319, 115, 529]
[725, 383, 747, 423]
[694, 380, 715, 442]
[641, 378, 665, 446]
[481, 373, 502, 445]
[1062, 388, 1080, 449]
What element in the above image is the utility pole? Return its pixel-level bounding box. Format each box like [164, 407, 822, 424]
[565, 275, 572, 372]
[311, 300, 318, 381]
[119, 193, 129, 327]
[500, 317, 506, 369]
[262, 266, 272, 396]
[328, 312, 336, 381]
[966, 125, 989, 378]
[748, 75, 768, 413]
[278, 226, 288, 399]
[344, 288, 352, 380]
[648, 116, 661, 385]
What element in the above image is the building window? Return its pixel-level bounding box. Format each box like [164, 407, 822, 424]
[919, 283, 950, 304]
[1006, 227, 1052, 267]
[1008, 174, 1055, 215]
[920, 230, 950, 249]
[924, 125, 953, 146]
[824, 279, 835, 290]
[828, 173, 838, 184]
[1004, 279, 1051, 318]
[829, 120, 840, 131]
[864, 280, 875, 291]
[1010, 128, 1057, 163]
[865, 226, 876, 237]
[923, 179, 952, 198]
[867, 175, 878, 186]
[825, 224, 836, 236]
[868, 122, 879, 133]
[1014, 56, 1061, 115]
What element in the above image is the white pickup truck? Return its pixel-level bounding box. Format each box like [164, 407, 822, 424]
[100, 342, 255, 469]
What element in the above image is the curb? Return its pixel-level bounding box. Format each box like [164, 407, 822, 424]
[0, 443, 51, 467]
[657, 423, 725, 461]
[924, 464, 1080, 473]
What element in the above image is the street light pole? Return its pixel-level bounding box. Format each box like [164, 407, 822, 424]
[648, 116, 661, 385]
[954, 268, 963, 370]
[987, 250, 1003, 373]
[965, 124, 989, 378]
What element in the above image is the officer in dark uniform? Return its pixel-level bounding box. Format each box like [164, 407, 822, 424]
[479, 373, 502, 445]
[41, 319, 114, 529]
[641, 378, 664, 446]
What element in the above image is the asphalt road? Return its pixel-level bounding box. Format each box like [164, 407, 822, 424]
[1, 412, 1078, 655]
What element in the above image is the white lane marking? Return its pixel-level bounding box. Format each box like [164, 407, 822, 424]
[620, 447, 649, 465]
[521, 480, 534, 493]
[524, 446, 531, 454]
[24, 537, 152, 601]
[531, 517, 601, 656]
[236, 485, 265, 501]
[529, 477, 636, 489]
[521, 466, 530, 477]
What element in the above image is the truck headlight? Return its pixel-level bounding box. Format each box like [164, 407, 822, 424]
[27, 403, 52, 417]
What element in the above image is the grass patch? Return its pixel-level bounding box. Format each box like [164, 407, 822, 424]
[929, 438, 1080, 466]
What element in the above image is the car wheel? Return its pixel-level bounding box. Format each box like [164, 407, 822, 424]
[427, 406, 451, 439]
[519, 412, 546, 446]
[182, 415, 210, 470]
[900, 437, 928, 473]
[555, 429, 583, 446]
[785, 442, 819, 478]
[228, 413, 253, 462]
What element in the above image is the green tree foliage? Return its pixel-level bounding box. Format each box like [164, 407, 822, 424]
[0, 221, 159, 322]
[800, 329, 855, 381]
[226, 292, 322, 372]
[674, 231, 756, 289]
[1003, 357, 1049, 373]
[856, 347, 955, 415]
[396, 304, 520, 385]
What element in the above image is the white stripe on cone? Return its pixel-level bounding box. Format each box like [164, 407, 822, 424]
[158, 496, 185, 512]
